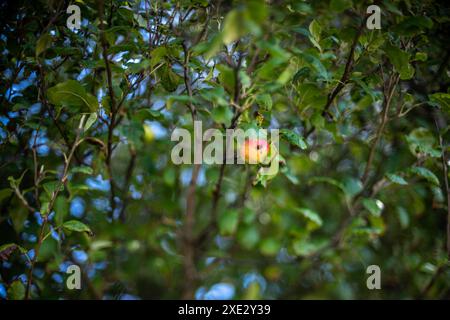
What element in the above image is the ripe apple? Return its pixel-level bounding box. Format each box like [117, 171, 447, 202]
[240, 138, 270, 164]
[143, 123, 155, 143]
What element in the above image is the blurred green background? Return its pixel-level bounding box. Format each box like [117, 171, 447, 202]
[0, 0, 450, 299]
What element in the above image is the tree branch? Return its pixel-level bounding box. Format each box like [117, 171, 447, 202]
[118, 146, 137, 223]
[181, 39, 200, 299]
[305, 14, 368, 138]
[361, 73, 400, 185]
[434, 114, 450, 258]
[25, 117, 85, 299]
[98, 0, 118, 219]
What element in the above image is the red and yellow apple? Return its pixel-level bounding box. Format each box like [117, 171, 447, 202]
[239, 138, 270, 164]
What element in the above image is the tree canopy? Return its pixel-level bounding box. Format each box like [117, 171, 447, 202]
[0, 0, 450, 299]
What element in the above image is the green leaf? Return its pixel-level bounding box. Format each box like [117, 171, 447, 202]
[414, 52, 428, 62]
[47, 80, 98, 112]
[222, 10, 242, 45]
[406, 127, 441, 158]
[385, 45, 414, 80]
[200, 87, 228, 106]
[296, 83, 323, 108]
[40, 202, 50, 216]
[295, 208, 323, 229]
[63, 220, 93, 236]
[239, 70, 251, 89]
[311, 113, 325, 129]
[150, 47, 167, 68]
[218, 209, 239, 236]
[241, 207, 256, 224]
[292, 239, 323, 257]
[211, 105, 233, 127]
[220, 4, 263, 46]
[37, 237, 58, 262]
[397, 207, 410, 229]
[159, 65, 180, 92]
[330, 0, 353, 13]
[429, 93, 450, 110]
[43, 181, 62, 198]
[36, 33, 52, 57]
[136, 108, 164, 120]
[386, 173, 408, 185]
[133, 13, 147, 28]
[163, 168, 176, 186]
[118, 121, 144, 147]
[71, 166, 94, 175]
[362, 198, 384, 217]
[8, 280, 25, 300]
[243, 281, 261, 300]
[11, 205, 28, 233]
[299, 52, 329, 80]
[309, 20, 322, 42]
[342, 177, 363, 197]
[83, 112, 97, 131]
[0, 188, 12, 202]
[247, 0, 268, 23]
[54, 195, 68, 227]
[217, 64, 235, 95]
[254, 166, 275, 188]
[409, 167, 440, 186]
[126, 59, 151, 73]
[394, 16, 433, 36]
[309, 36, 322, 52]
[195, 33, 223, 60]
[281, 165, 299, 185]
[237, 226, 260, 250]
[352, 227, 383, 237]
[293, 67, 310, 83]
[280, 129, 307, 149]
[308, 177, 346, 193]
[90, 240, 113, 251]
[420, 262, 437, 274]
[276, 61, 298, 85]
[165, 95, 197, 110]
[259, 238, 281, 256]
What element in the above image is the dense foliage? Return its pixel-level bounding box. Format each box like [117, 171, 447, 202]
[1, 0, 450, 299]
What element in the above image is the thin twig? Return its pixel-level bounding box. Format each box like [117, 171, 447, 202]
[305, 14, 368, 138]
[25, 118, 85, 299]
[118, 146, 137, 223]
[434, 115, 450, 258]
[181, 39, 200, 299]
[361, 73, 399, 185]
[98, 0, 118, 219]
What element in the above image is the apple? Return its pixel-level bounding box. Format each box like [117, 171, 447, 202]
[239, 138, 270, 164]
[143, 123, 155, 143]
